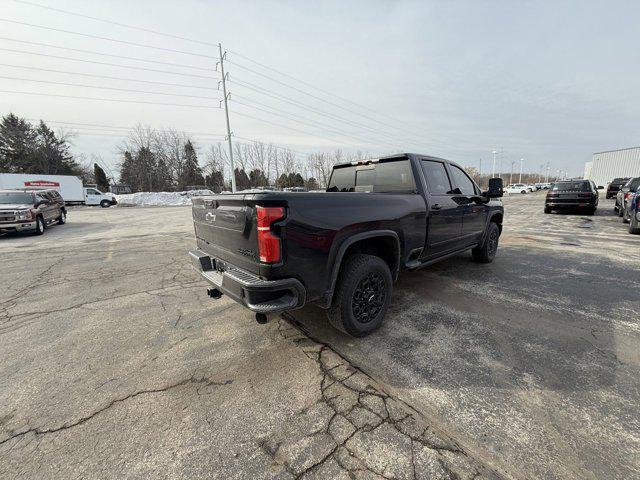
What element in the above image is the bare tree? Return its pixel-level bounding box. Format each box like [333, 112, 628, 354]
[309, 152, 333, 187]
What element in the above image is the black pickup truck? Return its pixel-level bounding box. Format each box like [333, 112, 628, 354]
[189, 153, 504, 336]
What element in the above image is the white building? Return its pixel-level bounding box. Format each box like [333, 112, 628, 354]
[586, 147, 640, 186]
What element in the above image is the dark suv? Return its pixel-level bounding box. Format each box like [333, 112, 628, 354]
[606, 177, 630, 199]
[544, 180, 599, 214]
[0, 189, 67, 235]
[615, 177, 640, 218]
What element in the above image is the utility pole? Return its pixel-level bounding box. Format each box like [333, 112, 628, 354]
[491, 150, 497, 177]
[519, 158, 523, 184]
[509, 161, 515, 184]
[546, 163, 550, 182]
[217, 43, 236, 193]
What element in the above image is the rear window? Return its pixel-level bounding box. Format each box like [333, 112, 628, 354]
[552, 181, 590, 192]
[0, 192, 34, 204]
[327, 159, 416, 193]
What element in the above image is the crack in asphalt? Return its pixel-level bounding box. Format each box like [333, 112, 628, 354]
[0, 375, 232, 448]
[263, 317, 500, 480]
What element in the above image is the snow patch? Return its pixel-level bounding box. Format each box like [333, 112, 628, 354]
[115, 189, 214, 207]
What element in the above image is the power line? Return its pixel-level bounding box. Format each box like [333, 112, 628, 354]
[0, 63, 216, 90]
[27, 118, 311, 156]
[0, 37, 213, 71]
[227, 58, 430, 145]
[0, 18, 216, 59]
[11, 0, 218, 48]
[229, 77, 427, 148]
[0, 75, 220, 100]
[0, 48, 216, 79]
[231, 109, 388, 153]
[231, 96, 401, 150]
[0, 89, 218, 108]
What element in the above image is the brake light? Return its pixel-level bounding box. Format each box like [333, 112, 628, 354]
[256, 206, 285, 263]
[625, 192, 632, 200]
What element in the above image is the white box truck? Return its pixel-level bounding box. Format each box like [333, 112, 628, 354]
[0, 173, 117, 207]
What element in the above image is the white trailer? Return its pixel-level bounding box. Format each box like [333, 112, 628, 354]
[0, 173, 116, 206]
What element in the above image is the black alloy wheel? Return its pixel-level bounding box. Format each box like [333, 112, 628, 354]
[351, 272, 386, 324]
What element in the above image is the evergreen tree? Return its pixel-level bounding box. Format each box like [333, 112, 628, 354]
[94, 163, 110, 191]
[119, 150, 141, 192]
[305, 177, 319, 191]
[154, 157, 174, 191]
[249, 168, 268, 187]
[234, 168, 251, 190]
[0, 113, 36, 172]
[205, 170, 225, 193]
[178, 140, 204, 189]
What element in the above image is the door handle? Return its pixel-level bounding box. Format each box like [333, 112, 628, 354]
[432, 204, 442, 211]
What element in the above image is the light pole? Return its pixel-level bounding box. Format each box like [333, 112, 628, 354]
[491, 150, 497, 178]
[519, 158, 523, 184]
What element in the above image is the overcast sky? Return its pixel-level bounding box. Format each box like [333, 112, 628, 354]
[1, 0, 639, 177]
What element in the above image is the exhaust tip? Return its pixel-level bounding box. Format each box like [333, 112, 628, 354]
[255, 313, 268, 324]
[207, 288, 222, 299]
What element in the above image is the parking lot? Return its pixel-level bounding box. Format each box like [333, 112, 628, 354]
[1, 193, 639, 479]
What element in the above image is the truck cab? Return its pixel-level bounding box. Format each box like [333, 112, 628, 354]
[83, 188, 117, 207]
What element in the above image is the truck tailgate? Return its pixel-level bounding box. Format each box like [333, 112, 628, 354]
[191, 195, 260, 274]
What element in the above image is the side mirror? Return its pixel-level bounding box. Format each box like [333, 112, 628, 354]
[485, 177, 503, 198]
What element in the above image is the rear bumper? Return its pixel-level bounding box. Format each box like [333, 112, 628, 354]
[188, 249, 306, 313]
[0, 221, 36, 232]
[545, 201, 596, 208]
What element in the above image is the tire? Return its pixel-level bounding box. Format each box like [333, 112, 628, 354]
[544, 206, 551, 214]
[618, 205, 624, 217]
[32, 215, 45, 235]
[100, 200, 112, 208]
[585, 207, 596, 216]
[327, 254, 392, 337]
[57, 210, 66, 225]
[521, 190, 526, 194]
[622, 208, 630, 224]
[472, 222, 500, 263]
[629, 213, 640, 234]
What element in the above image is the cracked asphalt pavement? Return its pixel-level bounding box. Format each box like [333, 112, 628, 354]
[1, 195, 638, 479]
[0, 206, 498, 479]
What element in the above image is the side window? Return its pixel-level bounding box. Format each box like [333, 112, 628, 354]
[450, 165, 476, 195]
[421, 160, 453, 195]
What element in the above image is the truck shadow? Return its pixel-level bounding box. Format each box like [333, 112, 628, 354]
[287, 245, 634, 392]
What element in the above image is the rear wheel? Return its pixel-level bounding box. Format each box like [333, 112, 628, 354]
[618, 205, 624, 217]
[57, 210, 66, 225]
[521, 190, 527, 194]
[32, 215, 45, 235]
[622, 208, 630, 223]
[327, 254, 392, 337]
[544, 206, 551, 214]
[472, 222, 500, 263]
[629, 213, 640, 234]
[585, 207, 596, 216]
[100, 200, 112, 208]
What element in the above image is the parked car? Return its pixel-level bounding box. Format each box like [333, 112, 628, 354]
[0, 189, 66, 235]
[534, 183, 550, 190]
[627, 190, 640, 234]
[526, 184, 538, 192]
[544, 180, 599, 214]
[607, 177, 630, 199]
[505, 184, 528, 194]
[188, 153, 504, 337]
[615, 177, 640, 218]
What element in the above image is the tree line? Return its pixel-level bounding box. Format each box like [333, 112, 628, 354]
[4, 113, 551, 194]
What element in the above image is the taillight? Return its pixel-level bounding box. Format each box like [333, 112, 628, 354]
[625, 192, 632, 200]
[256, 206, 285, 263]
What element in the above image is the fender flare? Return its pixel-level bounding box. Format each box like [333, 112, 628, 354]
[323, 230, 401, 308]
[481, 211, 503, 244]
